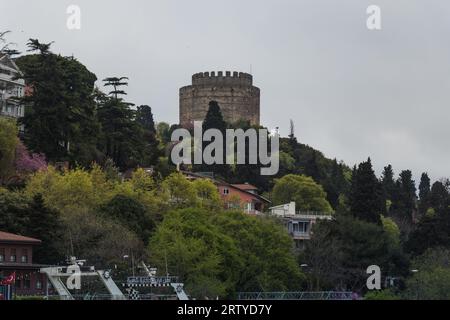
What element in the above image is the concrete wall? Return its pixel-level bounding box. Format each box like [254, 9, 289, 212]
[179, 71, 260, 127]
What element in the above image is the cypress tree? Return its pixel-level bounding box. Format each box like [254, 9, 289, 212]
[381, 165, 396, 201]
[397, 170, 417, 222]
[418, 172, 431, 215]
[200, 101, 229, 177]
[136, 105, 159, 166]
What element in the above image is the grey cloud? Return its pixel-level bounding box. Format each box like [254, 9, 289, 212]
[1, 0, 449, 181]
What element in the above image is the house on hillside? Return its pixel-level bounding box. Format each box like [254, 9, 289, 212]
[0, 53, 25, 121]
[269, 202, 333, 249]
[182, 171, 271, 215]
[0, 231, 50, 297]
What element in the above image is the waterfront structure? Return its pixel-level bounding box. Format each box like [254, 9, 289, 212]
[0, 231, 49, 296]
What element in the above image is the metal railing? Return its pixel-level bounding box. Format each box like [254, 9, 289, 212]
[295, 211, 334, 216]
[237, 291, 355, 300]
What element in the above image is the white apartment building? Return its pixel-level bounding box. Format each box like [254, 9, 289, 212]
[269, 202, 333, 249]
[0, 53, 25, 120]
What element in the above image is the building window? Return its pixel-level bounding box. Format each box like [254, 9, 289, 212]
[36, 280, 42, 290]
[21, 249, 28, 263]
[10, 249, 16, 262]
[223, 188, 229, 195]
[0, 248, 4, 262]
[299, 222, 308, 233]
[24, 274, 31, 289]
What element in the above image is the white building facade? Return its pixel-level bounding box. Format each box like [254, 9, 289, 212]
[0, 53, 25, 120]
[269, 202, 333, 249]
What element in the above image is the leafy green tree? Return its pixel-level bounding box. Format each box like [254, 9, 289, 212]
[61, 207, 143, 269]
[153, 156, 176, 179]
[17, 40, 100, 165]
[156, 122, 171, 145]
[100, 194, 155, 244]
[0, 188, 29, 234]
[148, 208, 304, 299]
[278, 136, 351, 206]
[0, 190, 64, 264]
[191, 178, 222, 210]
[214, 211, 304, 293]
[272, 174, 333, 212]
[364, 289, 400, 300]
[0, 118, 18, 182]
[349, 158, 383, 224]
[300, 220, 345, 290]
[303, 215, 407, 293]
[406, 205, 450, 255]
[161, 172, 198, 208]
[403, 248, 450, 299]
[148, 208, 239, 298]
[381, 215, 401, 248]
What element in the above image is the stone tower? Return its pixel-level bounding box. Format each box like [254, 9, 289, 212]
[179, 71, 260, 127]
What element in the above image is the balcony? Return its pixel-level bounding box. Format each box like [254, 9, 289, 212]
[290, 231, 310, 240]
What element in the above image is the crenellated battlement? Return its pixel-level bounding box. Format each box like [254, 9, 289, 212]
[180, 70, 260, 127]
[191, 71, 253, 86]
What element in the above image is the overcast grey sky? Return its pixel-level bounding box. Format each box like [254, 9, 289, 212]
[1, 0, 450, 182]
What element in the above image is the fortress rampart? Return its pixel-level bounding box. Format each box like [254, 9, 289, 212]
[179, 71, 260, 127]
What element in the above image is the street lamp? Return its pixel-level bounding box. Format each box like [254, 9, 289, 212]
[123, 254, 135, 277]
[300, 264, 310, 290]
[411, 269, 419, 300]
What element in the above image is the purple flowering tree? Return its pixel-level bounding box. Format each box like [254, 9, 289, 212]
[15, 141, 47, 173]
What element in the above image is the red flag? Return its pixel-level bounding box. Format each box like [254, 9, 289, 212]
[1, 272, 16, 285]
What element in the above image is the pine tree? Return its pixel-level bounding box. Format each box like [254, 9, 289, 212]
[103, 76, 129, 99]
[305, 151, 321, 182]
[349, 158, 383, 224]
[17, 39, 100, 165]
[97, 76, 145, 169]
[429, 181, 450, 213]
[25, 194, 64, 264]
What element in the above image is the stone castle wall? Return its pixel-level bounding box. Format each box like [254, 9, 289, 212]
[179, 71, 260, 127]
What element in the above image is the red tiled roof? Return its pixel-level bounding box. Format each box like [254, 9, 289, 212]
[0, 231, 41, 244]
[231, 183, 258, 191]
[181, 171, 270, 204]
